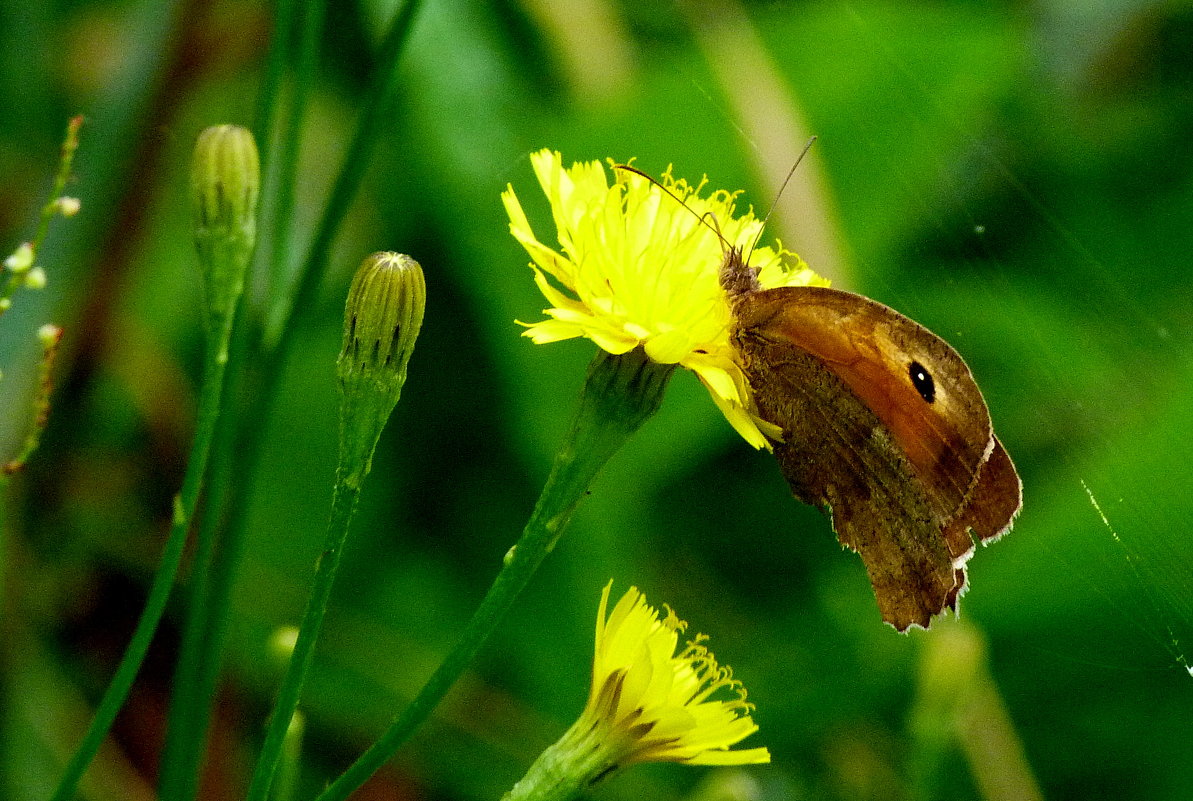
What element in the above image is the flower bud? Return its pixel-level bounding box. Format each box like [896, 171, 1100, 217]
[56, 197, 81, 217]
[23, 266, 47, 290]
[5, 243, 33, 273]
[191, 124, 259, 335]
[338, 252, 425, 389]
[37, 324, 62, 348]
[336, 252, 425, 486]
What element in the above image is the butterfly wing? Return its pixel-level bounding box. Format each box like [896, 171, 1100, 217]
[733, 286, 1020, 630]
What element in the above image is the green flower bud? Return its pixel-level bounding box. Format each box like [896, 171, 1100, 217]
[24, 266, 47, 290]
[191, 124, 259, 344]
[336, 252, 425, 486]
[5, 243, 33, 273]
[56, 197, 81, 217]
[37, 324, 62, 348]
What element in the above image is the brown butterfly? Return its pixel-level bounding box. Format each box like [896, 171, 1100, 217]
[722, 249, 1021, 631]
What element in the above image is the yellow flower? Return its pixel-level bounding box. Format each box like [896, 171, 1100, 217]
[502, 584, 768, 801]
[582, 581, 770, 767]
[502, 148, 827, 449]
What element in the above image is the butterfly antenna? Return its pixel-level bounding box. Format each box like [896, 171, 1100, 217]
[746, 135, 818, 261]
[613, 163, 732, 252]
[756, 136, 817, 231]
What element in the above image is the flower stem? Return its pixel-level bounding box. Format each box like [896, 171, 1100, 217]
[247, 252, 425, 801]
[47, 338, 231, 801]
[155, 2, 421, 794]
[52, 121, 257, 801]
[313, 348, 674, 801]
[261, 0, 325, 344]
[244, 473, 362, 801]
[0, 116, 81, 315]
[156, 0, 315, 791]
[154, 359, 240, 801]
[167, 9, 425, 770]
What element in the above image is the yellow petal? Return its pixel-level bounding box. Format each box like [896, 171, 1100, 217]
[506, 149, 826, 448]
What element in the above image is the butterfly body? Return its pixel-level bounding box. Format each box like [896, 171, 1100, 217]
[723, 248, 1021, 630]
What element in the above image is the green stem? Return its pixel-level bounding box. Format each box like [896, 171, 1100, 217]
[185, 0, 423, 711]
[272, 710, 306, 801]
[0, 116, 81, 313]
[249, 250, 424, 801]
[501, 716, 616, 801]
[244, 473, 362, 801]
[156, 0, 316, 793]
[252, 0, 295, 171]
[48, 322, 232, 801]
[0, 480, 8, 622]
[314, 349, 674, 801]
[155, 338, 241, 800]
[31, 116, 84, 250]
[152, 3, 422, 789]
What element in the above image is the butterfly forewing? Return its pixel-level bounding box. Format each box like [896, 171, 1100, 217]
[729, 281, 1021, 630]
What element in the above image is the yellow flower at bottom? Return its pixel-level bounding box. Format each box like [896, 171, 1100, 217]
[502, 583, 768, 801]
[502, 148, 827, 449]
[582, 581, 770, 767]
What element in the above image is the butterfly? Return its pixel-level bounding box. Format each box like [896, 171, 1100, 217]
[722, 247, 1021, 630]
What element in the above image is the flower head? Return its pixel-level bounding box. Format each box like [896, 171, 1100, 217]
[583, 581, 769, 768]
[503, 149, 827, 448]
[502, 584, 767, 801]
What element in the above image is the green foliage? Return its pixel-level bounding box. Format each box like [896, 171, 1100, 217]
[2, 1, 1192, 800]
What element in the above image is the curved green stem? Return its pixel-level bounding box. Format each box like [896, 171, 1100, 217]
[262, 0, 325, 344]
[48, 323, 233, 801]
[52, 114, 258, 801]
[314, 348, 674, 801]
[252, 0, 295, 172]
[0, 116, 82, 314]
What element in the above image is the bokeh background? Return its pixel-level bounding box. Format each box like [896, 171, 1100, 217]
[3, 1, 1193, 799]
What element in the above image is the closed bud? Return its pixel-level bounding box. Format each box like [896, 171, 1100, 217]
[23, 266, 47, 290]
[192, 124, 259, 240]
[56, 197, 81, 217]
[338, 252, 425, 390]
[38, 324, 63, 348]
[191, 124, 259, 338]
[5, 243, 34, 273]
[336, 252, 425, 486]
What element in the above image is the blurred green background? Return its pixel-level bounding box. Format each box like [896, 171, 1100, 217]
[3, 0, 1193, 799]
